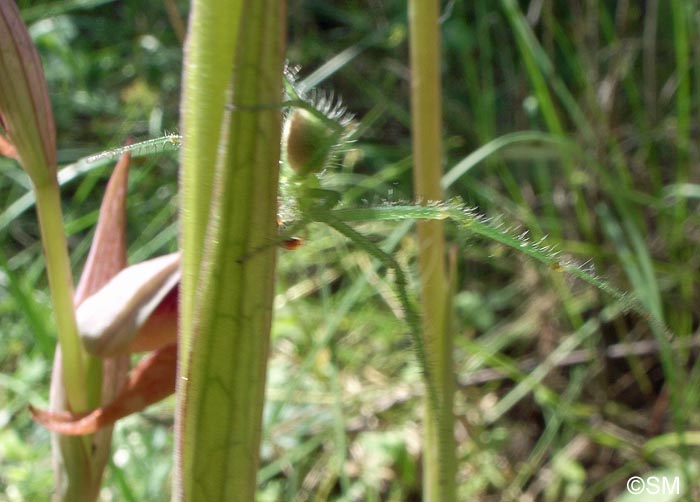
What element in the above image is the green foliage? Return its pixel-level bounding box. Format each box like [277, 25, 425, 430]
[1, 0, 699, 500]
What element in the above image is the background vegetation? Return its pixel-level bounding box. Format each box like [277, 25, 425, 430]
[1, 0, 698, 500]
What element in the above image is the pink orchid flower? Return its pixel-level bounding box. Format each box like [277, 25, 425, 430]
[31, 150, 180, 435]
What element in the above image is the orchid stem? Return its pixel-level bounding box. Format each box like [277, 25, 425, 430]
[34, 180, 93, 413]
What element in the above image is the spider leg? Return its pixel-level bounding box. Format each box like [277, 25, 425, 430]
[311, 212, 441, 413]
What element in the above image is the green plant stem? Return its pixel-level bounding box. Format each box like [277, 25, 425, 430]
[34, 181, 90, 413]
[178, 0, 285, 499]
[179, 0, 245, 375]
[176, 0, 243, 491]
[407, 0, 456, 500]
[35, 179, 98, 501]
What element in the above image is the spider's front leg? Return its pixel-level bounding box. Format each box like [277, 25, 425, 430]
[312, 211, 441, 413]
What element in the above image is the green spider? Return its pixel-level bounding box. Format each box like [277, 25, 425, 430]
[32, 76, 669, 435]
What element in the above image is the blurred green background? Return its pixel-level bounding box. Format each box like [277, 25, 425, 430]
[1, 0, 699, 500]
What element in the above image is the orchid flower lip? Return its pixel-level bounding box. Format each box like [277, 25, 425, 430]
[77, 252, 181, 357]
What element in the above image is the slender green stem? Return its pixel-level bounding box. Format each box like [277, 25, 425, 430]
[179, 0, 245, 378]
[407, 0, 456, 499]
[178, 0, 285, 499]
[176, 0, 245, 490]
[35, 179, 98, 502]
[34, 181, 90, 413]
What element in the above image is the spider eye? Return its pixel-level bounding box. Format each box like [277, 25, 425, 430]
[281, 237, 304, 250]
